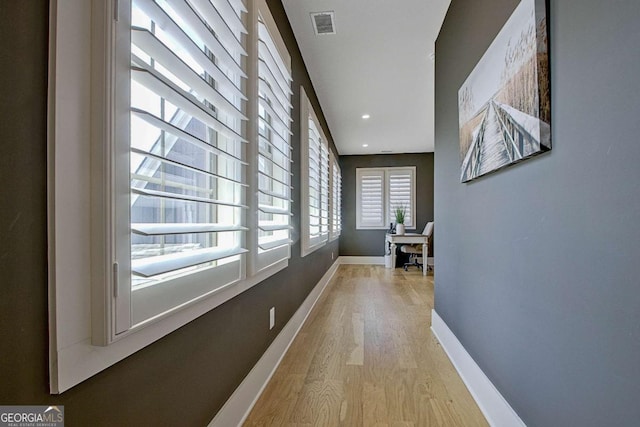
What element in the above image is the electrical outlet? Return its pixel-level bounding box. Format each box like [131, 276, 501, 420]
[269, 307, 275, 330]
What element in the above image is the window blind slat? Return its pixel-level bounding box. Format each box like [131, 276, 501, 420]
[258, 238, 292, 251]
[132, 247, 248, 277]
[259, 224, 293, 232]
[259, 205, 293, 216]
[133, 188, 248, 209]
[132, 223, 247, 235]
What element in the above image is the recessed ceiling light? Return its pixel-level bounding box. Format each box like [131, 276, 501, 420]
[361, 114, 370, 119]
[362, 144, 369, 147]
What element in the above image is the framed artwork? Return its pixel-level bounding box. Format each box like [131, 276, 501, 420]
[459, 0, 550, 182]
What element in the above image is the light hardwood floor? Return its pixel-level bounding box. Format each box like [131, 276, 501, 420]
[244, 265, 488, 426]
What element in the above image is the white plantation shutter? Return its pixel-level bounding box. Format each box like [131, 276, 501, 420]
[306, 117, 329, 249]
[319, 137, 330, 241]
[256, 7, 293, 270]
[388, 168, 415, 228]
[301, 87, 331, 255]
[330, 154, 342, 240]
[356, 167, 416, 230]
[357, 169, 385, 228]
[308, 119, 322, 244]
[121, 0, 249, 327]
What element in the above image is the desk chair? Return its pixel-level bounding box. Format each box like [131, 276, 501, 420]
[401, 222, 433, 271]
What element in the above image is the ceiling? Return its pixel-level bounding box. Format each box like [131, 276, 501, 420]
[282, 0, 451, 155]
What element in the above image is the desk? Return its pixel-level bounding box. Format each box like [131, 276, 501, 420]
[385, 233, 429, 276]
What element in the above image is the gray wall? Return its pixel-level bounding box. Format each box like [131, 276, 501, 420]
[435, 1, 640, 426]
[340, 153, 434, 256]
[0, 1, 339, 425]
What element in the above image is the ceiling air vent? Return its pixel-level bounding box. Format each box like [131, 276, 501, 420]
[310, 11, 336, 35]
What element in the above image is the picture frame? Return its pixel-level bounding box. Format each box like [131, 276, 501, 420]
[458, 0, 550, 182]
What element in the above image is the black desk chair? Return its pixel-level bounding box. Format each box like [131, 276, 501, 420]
[401, 222, 433, 271]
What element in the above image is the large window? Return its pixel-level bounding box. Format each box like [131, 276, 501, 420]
[255, 6, 293, 272]
[300, 87, 334, 256]
[356, 167, 416, 230]
[114, 0, 251, 332]
[48, 0, 293, 392]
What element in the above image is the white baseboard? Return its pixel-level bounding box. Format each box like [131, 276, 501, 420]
[431, 310, 526, 427]
[208, 259, 341, 427]
[339, 256, 385, 265]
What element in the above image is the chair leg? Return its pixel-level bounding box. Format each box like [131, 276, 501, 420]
[403, 255, 413, 271]
[403, 254, 422, 271]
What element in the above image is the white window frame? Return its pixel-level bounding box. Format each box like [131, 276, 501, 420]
[300, 87, 331, 256]
[48, 0, 291, 394]
[355, 166, 416, 230]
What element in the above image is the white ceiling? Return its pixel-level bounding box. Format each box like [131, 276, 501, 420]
[282, 0, 451, 155]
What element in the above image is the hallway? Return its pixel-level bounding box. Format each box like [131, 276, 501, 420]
[244, 265, 488, 426]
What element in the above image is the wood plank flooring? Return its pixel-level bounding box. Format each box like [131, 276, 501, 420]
[244, 265, 488, 426]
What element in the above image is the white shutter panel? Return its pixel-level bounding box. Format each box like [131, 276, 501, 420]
[319, 138, 330, 241]
[388, 168, 415, 228]
[256, 7, 293, 269]
[357, 169, 385, 228]
[125, 0, 248, 324]
[307, 117, 328, 248]
[330, 155, 342, 239]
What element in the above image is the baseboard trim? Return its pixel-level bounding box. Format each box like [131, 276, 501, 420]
[208, 259, 341, 427]
[431, 310, 526, 427]
[339, 256, 385, 265]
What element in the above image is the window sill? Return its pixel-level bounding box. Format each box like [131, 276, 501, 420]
[301, 241, 327, 257]
[356, 226, 416, 231]
[50, 259, 287, 393]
